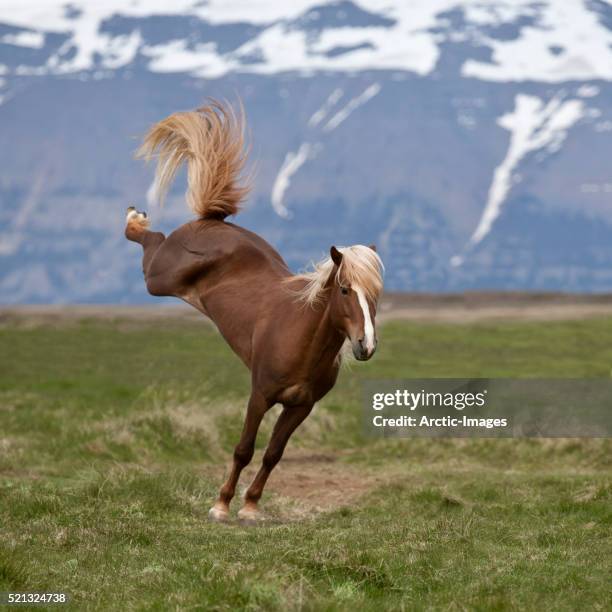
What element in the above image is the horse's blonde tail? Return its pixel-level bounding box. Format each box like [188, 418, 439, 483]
[136, 100, 250, 220]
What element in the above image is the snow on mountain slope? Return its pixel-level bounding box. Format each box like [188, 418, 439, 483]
[272, 143, 317, 219]
[2, 1, 612, 302]
[270, 81, 382, 218]
[451, 93, 587, 267]
[1, 1, 612, 82]
[322, 82, 381, 131]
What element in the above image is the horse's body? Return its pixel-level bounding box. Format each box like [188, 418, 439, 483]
[142, 218, 344, 405]
[126, 102, 383, 523]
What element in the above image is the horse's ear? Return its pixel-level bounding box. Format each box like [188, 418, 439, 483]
[368, 244, 377, 252]
[330, 246, 343, 266]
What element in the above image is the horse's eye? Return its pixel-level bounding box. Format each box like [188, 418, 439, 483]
[341, 287, 349, 295]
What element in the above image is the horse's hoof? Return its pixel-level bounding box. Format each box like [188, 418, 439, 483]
[237, 505, 263, 526]
[125, 207, 150, 240]
[208, 505, 230, 523]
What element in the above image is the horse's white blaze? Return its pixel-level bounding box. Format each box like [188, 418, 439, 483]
[356, 287, 375, 352]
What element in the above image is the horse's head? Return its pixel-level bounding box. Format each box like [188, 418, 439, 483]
[326, 245, 384, 361]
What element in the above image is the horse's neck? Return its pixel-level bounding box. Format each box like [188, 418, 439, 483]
[297, 299, 345, 372]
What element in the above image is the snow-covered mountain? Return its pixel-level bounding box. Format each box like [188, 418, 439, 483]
[1, 0, 612, 302]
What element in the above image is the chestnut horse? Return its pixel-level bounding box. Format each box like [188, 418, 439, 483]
[125, 101, 384, 523]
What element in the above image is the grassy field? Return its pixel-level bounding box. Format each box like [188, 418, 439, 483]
[0, 314, 610, 611]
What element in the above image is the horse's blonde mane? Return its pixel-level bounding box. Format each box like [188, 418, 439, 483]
[288, 245, 384, 305]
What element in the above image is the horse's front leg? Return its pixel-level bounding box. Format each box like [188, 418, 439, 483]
[238, 403, 313, 524]
[209, 390, 272, 522]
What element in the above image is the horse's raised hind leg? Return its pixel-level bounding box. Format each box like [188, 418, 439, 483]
[124, 207, 172, 296]
[209, 390, 272, 522]
[125, 206, 152, 243]
[238, 403, 313, 524]
[125, 206, 165, 258]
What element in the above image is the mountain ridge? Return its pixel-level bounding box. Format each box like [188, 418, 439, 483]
[1, 1, 612, 303]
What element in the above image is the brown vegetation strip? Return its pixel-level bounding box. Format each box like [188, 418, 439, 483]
[4, 292, 612, 325]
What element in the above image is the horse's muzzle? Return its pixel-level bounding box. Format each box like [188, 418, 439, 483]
[353, 338, 377, 361]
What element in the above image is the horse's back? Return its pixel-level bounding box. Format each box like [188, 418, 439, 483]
[160, 219, 292, 367]
[168, 219, 289, 278]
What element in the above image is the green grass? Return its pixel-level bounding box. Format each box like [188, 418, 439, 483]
[0, 316, 611, 611]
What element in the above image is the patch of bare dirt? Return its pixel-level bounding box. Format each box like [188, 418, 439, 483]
[238, 449, 385, 521]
